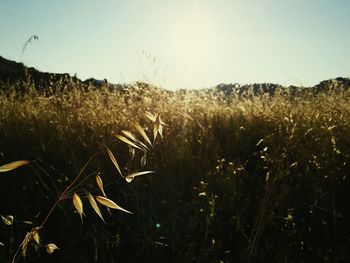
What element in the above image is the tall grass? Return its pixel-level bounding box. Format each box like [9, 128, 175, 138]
[1, 81, 350, 262]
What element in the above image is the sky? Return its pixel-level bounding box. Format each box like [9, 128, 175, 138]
[0, 0, 349, 89]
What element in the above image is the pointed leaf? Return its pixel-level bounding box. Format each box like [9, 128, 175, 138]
[153, 121, 159, 142]
[72, 193, 84, 222]
[177, 110, 194, 121]
[106, 147, 123, 177]
[33, 231, 40, 245]
[137, 141, 150, 151]
[115, 134, 142, 150]
[95, 176, 111, 215]
[1, 215, 14, 226]
[122, 130, 149, 150]
[158, 123, 163, 138]
[45, 243, 59, 254]
[22, 244, 28, 257]
[95, 196, 133, 214]
[154, 114, 163, 140]
[0, 160, 29, 173]
[96, 175, 106, 197]
[145, 111, 157, 122]
[135, 123, 152, 147]
[121, 130, 138, 142]
[21, 232, 32, 257]
[126, 171, 155, 183]
[87, 192, 105, 223]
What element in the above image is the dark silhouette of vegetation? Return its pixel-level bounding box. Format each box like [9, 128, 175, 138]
[1, 59, 350, 262]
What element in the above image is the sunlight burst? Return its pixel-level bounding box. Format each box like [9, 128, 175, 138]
[169, 10, 218, 74]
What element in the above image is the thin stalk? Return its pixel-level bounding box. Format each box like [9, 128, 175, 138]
[40, 150, 100, 227]
[12, 150, 100, 263]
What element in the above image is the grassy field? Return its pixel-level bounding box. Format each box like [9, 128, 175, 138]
[1, 80, 350, 262]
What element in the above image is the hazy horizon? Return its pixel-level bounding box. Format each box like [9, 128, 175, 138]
[1, 0, 349, 89]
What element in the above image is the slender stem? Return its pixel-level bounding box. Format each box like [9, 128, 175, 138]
[11, 150, 101, 263]
[62, 151, 100, 198]
[33, 160, 60, 197]
[39, 150, 100, 227]
[11, 238, 24, 263]
[39, 197, 62, 228]
[67, 171, 97, 195]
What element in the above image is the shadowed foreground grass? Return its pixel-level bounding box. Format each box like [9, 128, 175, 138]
[1, 82, 350, 262]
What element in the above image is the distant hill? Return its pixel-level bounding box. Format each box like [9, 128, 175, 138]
[0, 56, 81, 90]
[1, 55, 349, 94]
[0, 56, 111, 91]
[214, 77, 350, 97]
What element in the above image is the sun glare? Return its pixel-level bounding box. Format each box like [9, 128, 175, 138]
[169, 10, 218, 85]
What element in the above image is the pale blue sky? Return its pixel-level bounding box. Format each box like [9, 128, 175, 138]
[1, 0, 349, 89]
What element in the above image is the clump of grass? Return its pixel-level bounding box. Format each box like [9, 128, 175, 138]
[0, 87, 164, 261]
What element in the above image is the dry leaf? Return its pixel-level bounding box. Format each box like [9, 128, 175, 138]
[106, 147, 123, 177]
[87, 192, 105, 223]
[121, 130, 138, 142]
[21, 232, 32, 257]
[135, 123, 152, 147]
[153, 120, 159, 142]
[1, 215, 14, 225]
[95, 196, 132, 214]
[126, 171, 155, 183]
[33, 231, 40, 245]
[158, 122, 163, 138]
[122, 130, 149, 150]
[45, 243, 59, 254]
[115, 134, 142, 150]
[0, 160, 29, 173]
[96, 175, 106, 197]
[177, 110, 194, 121]
[154, 114, 164, 140]
[22, 244, 28, 257]
[95, 175, 111, 215]
[145, 111, 157, 122]
[73, 193, 84, 222]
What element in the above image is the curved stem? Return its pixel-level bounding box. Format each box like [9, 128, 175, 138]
[61, 151, 100, 199]
[39, 150, 100, 227]
[11, 150, 101, 263]
[39, 197, 62, 228]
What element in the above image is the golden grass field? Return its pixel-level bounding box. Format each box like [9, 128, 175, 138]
[1, 80, 350, 262]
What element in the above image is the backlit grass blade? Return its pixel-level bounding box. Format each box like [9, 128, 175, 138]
[153, 121, 159, 142]
[87, 192, 105, 223]
[115, 134, 142, 150]
[95, 196, 133, 214]
[45, 243, 59, 254]
[125, 171, 155, 183]
[0, 160, 29, 173]
[177, 110, 194, 121]
[121, 130, 150, 150]
[33, 229, 40, 245]
[145, 111, 156, 122]
[73, 193, 84, 222]
[135, 123, 152, 147]
[121, 130, 138, 142]
[96, 175, 106, 197]
[105, 147, 123, 177]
